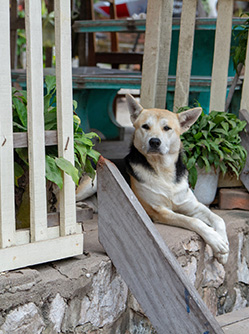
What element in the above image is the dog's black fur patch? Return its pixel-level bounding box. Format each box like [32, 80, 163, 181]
[125, 144, 187, 184]
[175, 152, 187, 183]
[125, 144, 155, 182]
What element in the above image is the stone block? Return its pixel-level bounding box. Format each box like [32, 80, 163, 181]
[219, 188, 249, 210]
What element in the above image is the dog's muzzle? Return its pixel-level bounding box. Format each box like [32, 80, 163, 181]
[149, 138, 161, 151]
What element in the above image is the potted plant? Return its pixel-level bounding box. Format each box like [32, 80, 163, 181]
[13, 76, 100, 226]
[180, 109, 247, 205]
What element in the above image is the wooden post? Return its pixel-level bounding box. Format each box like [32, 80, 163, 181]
[140, 0, 174, 109]
[240, 27, 249, 112]
[0, 0, 16, 248]
[55, 0, 78, 236]
[10, 0, 18, 69]
[25, 0, 48, 242]
[97, 157, 223, 334]
[174, 0, 198, 112]
[209, 0, 233, 112]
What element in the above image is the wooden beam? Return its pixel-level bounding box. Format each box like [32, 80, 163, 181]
[174, 0, 197, 112]
[55, 0, 77, 236]
[25, 0, 48, 242]
[0, 0, 16, 248]
[140, 0, 173, 109]
[97, 157, 223, 334]
[13, 130, 58, 148]
[209, 0, 233, 112]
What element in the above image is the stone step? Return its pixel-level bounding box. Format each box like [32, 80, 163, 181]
[216, 307, 249, 334]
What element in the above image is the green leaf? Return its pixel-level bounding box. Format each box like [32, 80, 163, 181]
[15, 148, 29, 165]
[84, 158, 96, 180]
[45, 155, 63, 189]
[86, 149, 100, 164]
[12, 96, 27, 127]
[194, 132, 202, 140]
[188, 166, 198, 189]
[45, 75, 56, 95]
[14, 162, 24, 186]
[55, 157, 79, 185]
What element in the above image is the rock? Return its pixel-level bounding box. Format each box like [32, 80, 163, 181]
[0, 302, 45, 334]
[79, 261, 128, 327]
[49, 293, 67, 333]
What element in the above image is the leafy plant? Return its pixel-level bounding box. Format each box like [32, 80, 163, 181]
[13, 75, 100, 189]
[231, 13, 249, 71]
[180, 110, 247, 188]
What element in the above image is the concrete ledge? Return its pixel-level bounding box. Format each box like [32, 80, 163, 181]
[0, 210, 249, 333]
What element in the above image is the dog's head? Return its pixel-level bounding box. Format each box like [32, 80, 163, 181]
[126, 94, 202, 156]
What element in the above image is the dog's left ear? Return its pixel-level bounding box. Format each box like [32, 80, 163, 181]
[178, 107, 202, 134]
[126, 94, 143, 124]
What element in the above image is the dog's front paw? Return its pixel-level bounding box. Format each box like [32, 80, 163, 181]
[215, 251, 229, 265]
[204, 229, 229, 264]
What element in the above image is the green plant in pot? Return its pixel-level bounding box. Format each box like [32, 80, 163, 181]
[180, 109, 247, 205]
[13, 75, 100, 227]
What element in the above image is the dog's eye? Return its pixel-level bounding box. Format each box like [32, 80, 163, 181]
[142, 124, 150, 130]
[163, 125, 171, 131]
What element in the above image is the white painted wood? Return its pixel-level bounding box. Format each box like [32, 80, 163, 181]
[55, 0, 77, 236]
[140, 0, 174, 109]
[174, 0, 197, 112]
[240, 27, 249, 112]
[209, 0, 233, 112]
[15, 230, 30, 246]
[97, 157, 223, 334]
[0, 234, 83, 272]
[0, 0, 16, 248]
[25, 0, 48, 242]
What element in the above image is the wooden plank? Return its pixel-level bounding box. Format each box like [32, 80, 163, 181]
[47, 208, 93, 227]
[217, 307, 249, 334]
[140, 0, 173, 109]
[0, 1, 16, 248]
[0, 234, 83, 272]
[217, 307, 249, 327]
[97, 157, 223, 334]
[25, 0, 48, 242]
[240, 21, 249, 112]
[10, 0, 18, 68]
[239, 109, 249, 191]
[174, 0, 197, 112]
[13, 130, 58, 148]
[55, 0, 77, 236]
[73, 18, 146, 33]
[73, 17, 247, 33]
[209, 0, 233, 112]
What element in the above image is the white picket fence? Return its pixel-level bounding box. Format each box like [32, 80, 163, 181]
[0, 0, 83, 272]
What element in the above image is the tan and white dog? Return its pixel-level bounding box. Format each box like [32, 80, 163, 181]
[125, 94, 229, 264]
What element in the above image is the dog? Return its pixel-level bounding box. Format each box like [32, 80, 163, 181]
[125, 94, 229, 264]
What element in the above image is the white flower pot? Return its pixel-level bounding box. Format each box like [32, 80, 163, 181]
[193, 166, 219, 206]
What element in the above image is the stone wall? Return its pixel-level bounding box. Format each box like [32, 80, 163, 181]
[0, 210, 249, 333]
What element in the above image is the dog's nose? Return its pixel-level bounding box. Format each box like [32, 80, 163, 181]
[149, 138, 161, 149]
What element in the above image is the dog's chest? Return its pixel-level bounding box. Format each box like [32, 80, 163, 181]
[132, 166, 189, 209]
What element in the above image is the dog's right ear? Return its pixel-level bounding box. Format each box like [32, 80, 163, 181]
[126, 94, 143, 124]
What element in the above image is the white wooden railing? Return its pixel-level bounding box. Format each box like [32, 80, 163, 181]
[0, 0, 83, 272]
[141, 0, 249, 113]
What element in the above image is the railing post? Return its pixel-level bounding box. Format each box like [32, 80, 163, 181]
[55, 0, 77, 236]
[0, 0, 16, 248]
[25, 0, 48, 242]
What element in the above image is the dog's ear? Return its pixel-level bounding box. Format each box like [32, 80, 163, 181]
[126, 94, 143, 123]
[178, 107, 202, 134]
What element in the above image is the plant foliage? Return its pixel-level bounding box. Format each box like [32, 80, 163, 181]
[13, 75, 100, 189]
[231, 13, 249, 71]
[180, 110, 247, 188]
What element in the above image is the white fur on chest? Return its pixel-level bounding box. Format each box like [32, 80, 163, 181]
[131, 163, 190, 210]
